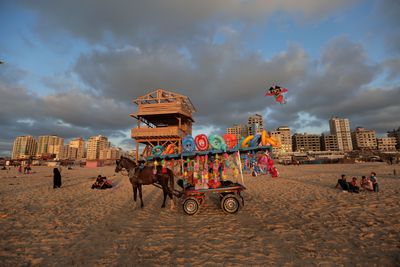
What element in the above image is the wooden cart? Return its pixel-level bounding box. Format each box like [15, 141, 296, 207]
[178, 183, 246, 215]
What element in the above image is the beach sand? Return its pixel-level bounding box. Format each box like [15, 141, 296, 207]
[1, 163, 399, 266]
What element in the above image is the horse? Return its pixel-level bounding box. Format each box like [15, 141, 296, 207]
[115, 156, 175, 208]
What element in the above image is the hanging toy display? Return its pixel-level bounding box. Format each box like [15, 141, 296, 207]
[193, 156, 199, 184]
[161, 159, 167, 174]
[153, 160, 158, 175]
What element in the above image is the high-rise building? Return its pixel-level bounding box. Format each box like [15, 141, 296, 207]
[87, 135, 109, 160]
[36, 135, 64, 157]
[351, 127, 377, 150]
[329, 117, 353, 151]
[69, 137, 85, 159]
[274, 126, 292, 152]
[320, 134, 339, 151]
[59, 145, 78, 160]
[247, 114, 264, 135]
[226, 124, 248, 140]
[99, 147, 122, 160]
[292, 133, 321, 152]
[377, 137, 397, 151]
[387, 127, 400, 150]
[11, 136, 37, 159]
[269, 131, 283, 154]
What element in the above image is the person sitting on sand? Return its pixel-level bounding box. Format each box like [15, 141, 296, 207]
[336, 174, 350, 191]
[92, 175, 112, 189]
[361, 176, 373, 191]
[348, 177, 360, 193]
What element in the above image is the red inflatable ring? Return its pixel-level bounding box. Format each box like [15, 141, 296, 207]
[223, 134, 237, 149]
[195, 134, 209, 151]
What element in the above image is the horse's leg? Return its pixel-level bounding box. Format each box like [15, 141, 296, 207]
[169, 174, 175, 210]
[138, 184, 144, 208]
[159, 177, 168, 208]
[161, 189, 167, 208]
[132, 184, 137, 202]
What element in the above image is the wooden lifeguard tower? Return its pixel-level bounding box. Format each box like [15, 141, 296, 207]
[131, 89, 196, 160]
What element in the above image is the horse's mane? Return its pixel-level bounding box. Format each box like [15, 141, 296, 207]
[120, 155, 136, 163]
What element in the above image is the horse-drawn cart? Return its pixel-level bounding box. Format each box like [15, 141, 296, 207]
[179, 182, 246, 215]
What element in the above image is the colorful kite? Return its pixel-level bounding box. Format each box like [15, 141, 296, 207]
[265, 85, 288, 104]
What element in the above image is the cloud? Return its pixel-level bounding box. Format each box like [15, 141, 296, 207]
[18, 0, 355, 43]
[260, 36, 400, 133]
[371, 0, 400, 55]
[0, 77, 135, 155]
[72, 35, 400, 136]
[73, 42, 309, 129]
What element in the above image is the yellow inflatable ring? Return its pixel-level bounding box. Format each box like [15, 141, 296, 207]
[265, 136, 280, 147]
[241, 135, 254, 148]
[261, 130, 268, 146]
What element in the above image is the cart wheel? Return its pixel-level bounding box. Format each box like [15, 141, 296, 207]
[183, 198, 200, 215]
[221, 195, 240, 214]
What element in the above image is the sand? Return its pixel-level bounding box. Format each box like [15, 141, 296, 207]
[0, 162, 399, 266]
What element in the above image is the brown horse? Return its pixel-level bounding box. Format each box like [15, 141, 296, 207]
[115, 156, 174, 208]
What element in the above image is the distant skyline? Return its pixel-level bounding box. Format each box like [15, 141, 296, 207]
[1, 0, 399, 156]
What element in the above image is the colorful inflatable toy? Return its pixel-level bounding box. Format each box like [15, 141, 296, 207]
[194, 134, 209, 151]
[223, 134, 237, 149]
[163, 143, 175, 155]
[241, 135, 254, 148]
[208, 134, 227, 151]
[250, 133, 261, 147]
[152, 145, 164, 156]
[182, 135, 195, 152]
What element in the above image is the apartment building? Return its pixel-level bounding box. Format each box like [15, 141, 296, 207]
[69, 137, 85, 159]
[320, 134, 339, 151]
[351, 127, 377, 150]
[36, 135, 64, 157]
[377, 137, 397, 151]
[387, 127, 400, 150]
[329, 117, 353, 151]
[292, 133, 321, 152]
[11, 136, 37, 159]
[247, 114, 264, 135]
[274, 126, 292, 152]
[226, 124, 248, 140]
[86, 135, 109, 160]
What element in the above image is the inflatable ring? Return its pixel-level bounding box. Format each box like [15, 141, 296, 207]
[152, 145, 164, 156]
[208, 134, 227, 151]
[182, 135, 195, 152]
[261, 130, 268, 146]
[241, 135, 254, 148]
[250, 133, 261, 147]
[266, 136, 280, 147]
[195, 134, 209, 151]
[223, 134, 237, 149]
[163, 144, 175, 155]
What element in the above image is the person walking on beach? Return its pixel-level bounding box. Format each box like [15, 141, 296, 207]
[53, 168, 62, 188]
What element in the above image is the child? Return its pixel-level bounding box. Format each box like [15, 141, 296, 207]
[361, 176, 373, 191]
[349, 177, 360, 193]
[370, 172, 379, 192]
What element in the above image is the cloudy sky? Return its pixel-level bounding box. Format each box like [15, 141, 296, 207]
[1, 0, 399, 155]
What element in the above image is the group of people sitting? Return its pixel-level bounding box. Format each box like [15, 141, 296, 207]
[91, 175, 113, 189]
[336, 172, 379, 193]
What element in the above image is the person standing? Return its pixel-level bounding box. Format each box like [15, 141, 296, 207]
[53, 168, 62, 188]
[370, 172, 379, 192]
